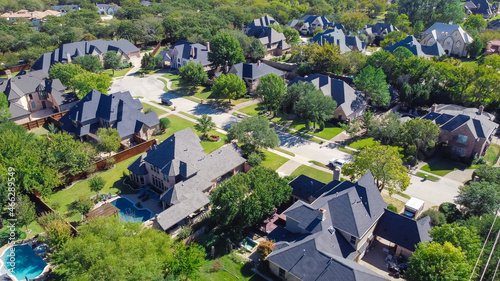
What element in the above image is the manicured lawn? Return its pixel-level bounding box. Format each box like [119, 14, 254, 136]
[0, 219, 45, 240]
[260, 149, 289, 170]
[338, 146, 355, 154]
[290, 165, 332, 184]
[485, 143, 500, 165]
[178, 111, 198, 120]
[199, 254, 267, 281]
[416, 172, 440, 182]
[238, 103, 265, 116]
[289, 119, 343, 140]
[274, 147, 295, 157]
[103, 67, 132, 78]
[45, 156, 139, 223]
[29, 126, 49, 135]
[309, 160, 329, 169]
[420, 159, 471, 177]
[142, 102, 168, 117]
[154, 115, 226, 153]
[348, 137, 376, 150]
[162, 72, 180, 90]
[381, 193, 406, 213]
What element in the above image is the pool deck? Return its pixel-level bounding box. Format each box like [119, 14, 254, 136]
[95, 193, 164, 224]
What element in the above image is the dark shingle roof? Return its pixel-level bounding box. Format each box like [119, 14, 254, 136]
[168, 41, 210, 67]
[244, 15, 277, 29]
[384, 36, 445, 57]
[228, 62, 284, 80]
[289, 175, 334, 203]
[287, 15, 340, 32]
[244, 26, 289, 49]
[362, 23, 398, 37]
[488, 19, 500, 30]
[374, 209, 432, 251]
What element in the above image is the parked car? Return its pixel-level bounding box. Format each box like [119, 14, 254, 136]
[161, 98, 173, 106]
[329, 158, 348, 167]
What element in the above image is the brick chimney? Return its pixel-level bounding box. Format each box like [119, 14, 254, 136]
[479, 105, 484, 115]
[5, 69, 11, 80]
[333, 166, 341, 181]
[190, 46, 195, 58]
[317, 208, 326, 221]
[430, 103, 438, 112]
[206, 42, 210, 52]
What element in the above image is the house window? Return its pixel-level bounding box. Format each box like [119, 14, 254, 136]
[140, 176, 145, 185]
[279, 268, 285, 278]
[29, 94, 33, 100]
[31, 102, 36, 108]
[457, 134, 468, 145]
[454, 147, 466, 157]
[350, 236, 356, 244]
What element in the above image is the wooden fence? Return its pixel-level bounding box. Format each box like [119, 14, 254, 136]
[0, 64, 30, 76]
[27, 193, 79, 236]
[21, 110, 68, 130]
[152, 42, 162, 56]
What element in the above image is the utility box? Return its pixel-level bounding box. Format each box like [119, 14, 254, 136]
[403, 197, 425, 219]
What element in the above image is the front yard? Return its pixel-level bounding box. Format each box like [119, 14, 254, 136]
[260, 149, 289, 170]
[420, 159, 473, 177]
[348, 137, 376, 150]
[142, 102, 168, 117]
[290, 165, 333, 183]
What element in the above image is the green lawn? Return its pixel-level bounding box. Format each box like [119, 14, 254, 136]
[348, 137, 376, 150]
[420, 159, 471, 177]
[45, 156, 139, 223]
[309, 160, 329, 169]
[199, 254, 267, 281]
[260, 149, 289, 170]
[289, 119, 343, 140]
[154, 115, 226, 153]
[338, 146, 355, 154]
[416, 172, 440, 182]
[178, 111, 199, 120]
[29, 125, 49, 135]
[103, 67, 132, 78]
[485, 143, 500, 165]
[142, 102, 168, 117]
[162, 73, 180, 90]
[382, 193, 405, 213]
[238, 103, 265, 116]
[0, 219, 45, 240]
[274, 147, 295, 157]
[290, 165, 332, 183]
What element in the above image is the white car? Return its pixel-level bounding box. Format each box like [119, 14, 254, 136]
[329, 159, 348, 167]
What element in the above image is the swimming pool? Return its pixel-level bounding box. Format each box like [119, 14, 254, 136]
[111, 197, 152, 223]
[1, 244, 47, 280]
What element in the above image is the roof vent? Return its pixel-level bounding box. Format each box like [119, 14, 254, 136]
[328, 226, 335, 234]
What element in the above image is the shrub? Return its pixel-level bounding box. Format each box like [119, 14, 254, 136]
[472, 156, 487, 165]
[257, 240, 275, 259]
[247, 152, 262, 167]
[211, 258, 223, 272]
[37, 212, 63, 228]
[144, 107, 154, 114]
[387, 204, 398, 213]
[159, 118, 171, 131]
[46, 219, 72, 249]
[75, 195, 94, 214]
[106, 157, 115, 169]
[176, 226, 192, 240]
[51, 202, 61, 211]
[419, 209, 446, 226]
[439, 202, 463, 223]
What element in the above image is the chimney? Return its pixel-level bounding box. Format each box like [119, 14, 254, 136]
[431, 103, 438, 112]
[479, 105, 484, 115]
[190, 46, 195, 58]
[333, 166, 341, 181]
[206, 42, 210, 52]
[224, 60, 229, 73]
[5, 69, 11, 80]
[257, 60, 261, 66]
[317, 208, 326, 221]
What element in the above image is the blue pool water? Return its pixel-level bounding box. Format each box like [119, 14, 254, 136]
[1, 244, 47, 280]
[111, 198, 152, 222]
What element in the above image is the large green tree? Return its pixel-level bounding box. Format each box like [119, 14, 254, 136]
[398, 0, 464, 26]
[208, 32, 245, 69]
[15, 194, 36, 231]
[429, 223, 481, 262]
[96, 127, 121, 155]
[72, 55, 103, 73]
[283, 26, 300, 45]
[255, 73, 287, 115]
[141, 53, 162, 71]
[456, 181, 500, 217]
[294, 90, 337, 129]
[49, 63, 84, 89]
[398, 119, 440, 158]
[72, 72, 112, 98]
[0, 93, 11, 122]
[211, 73, 246, 102]
[178, 61, 208, 87]
[310, 42, 341, 73]
[343, 143, 410, 194]
[380, 31, 408, 48]
[354, 66, 390, 106]
[227, 116, 279, 154]
[103, 51, 122, 75]
[283, 81, 317, 113]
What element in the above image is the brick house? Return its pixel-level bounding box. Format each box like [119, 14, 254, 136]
[227, 61, 284, 92]
[243, 16, 290, 56]
[287, 15, 342, 35]
[422, 104, 498, 159]
[160, 41, 211, 71]
[420, 23, 473, 57]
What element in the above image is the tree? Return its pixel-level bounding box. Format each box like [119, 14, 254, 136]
[96, 128, 121, 155]
[141, 53, 162, 71]
[211, 73, 247, 102]
[194, 114, 216, 139]
[464, 15, 487, 33]
[45, 219, 72, 250]
[72, 72, 112, 98]
[169, 242, 205, 280]
[72, 55, 103, 73]
[268, 24, 283, 33]
[159, 117, 171, 132]
[283, 81, 317, 113]
[89, 176, 106, 197]
[339, 120, 361, 138]
[380, 31, 408, 49]
[429, 223, 481, 262]
[472, 166, 500, 184]
[0, 93, 11, 122]
[399, 119, 440, 158]
[15, 194, 36, 231]
[178, 61, 208, 87]
[419, 209, 446, 226]
[455, 181, 500, 217]
[467, 38, 484, 59]
[366, 113, 401, 145]
[294, 90, 337, 129]
[313, 27, 324, 36]
[393, 46, 415, 61]
[257, 240, 275, 259]
[439, 202, 463, 224]
[342, 143, 410, 194]
[49, 63, 83, 89]
[399, 0, 464, 27]
[283, 26, 300, 45]
[405, 242, 472, 281]
[340, 11, 370, 33]
[255, 73, 287, 115]
[309, 42, 341, 73]
[227, 116, 279, 154]
[75, 195, 94, 215]
[210, 166, 292, 235]
[103, 51, 122, 75]
[208, 32, 245, 69]
[246, 37, 266, 61]
[354, 66, 390, 106]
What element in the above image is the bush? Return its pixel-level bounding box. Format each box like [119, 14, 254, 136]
[419, 209, 446, 226]
[159, 118, 171, 131]
[144, 107, 154, 114]
[106, 157, 115, 168]
[247, 152, 262, 167]
[37, 212, 63, 228]
[211, 258, 223, 272]
[472, 156, 487, 165]
[257, 240, 275, 259]
[439, 202, 463, 223]
[51, 202, 61, 211]
[297, 63, 313, 77]
[176, 226, 192, 240]
[472, 166, 500, 184]
[75, 195, 94, 214]
[387, 204, 398, 213]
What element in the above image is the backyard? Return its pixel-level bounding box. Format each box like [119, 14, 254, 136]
[290, 165, 333, 183]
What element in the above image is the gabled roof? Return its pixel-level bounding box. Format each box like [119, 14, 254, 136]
[0, 70, 66, 102]
[422, 104, 498, 140]
[288, 74, 366, 117]
[8, 103, 31, 119]
[362, 23, 398, 37]
[228, 62, 284, 80]
[287, 15, 339, 31]
[168, 41, 210, 67]
[289, 175, 337, 203]
[59, 90, 158, 138]
[488, 19, 500, 30]
[244, 15, 277, 29]
[96, 3, 121, 11]
[422, 23, 473, 45]
[244, 26, 289, 49]
[463, 0, 494, 16]
[1, 9, 60, 20]
[32, 39, 139, 73]
[374, 209, 432, 251]
[384, 36, 445, 57]
[51, 5, 79, 11]
[310, 28, 351, 53]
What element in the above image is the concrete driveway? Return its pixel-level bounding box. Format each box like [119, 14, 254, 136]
[404, 175, 462, 209]
[109, 74, 166, 101]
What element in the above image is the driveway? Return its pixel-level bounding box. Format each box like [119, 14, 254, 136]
[404, 175, 462, 209]
[110, 74, 165, 101]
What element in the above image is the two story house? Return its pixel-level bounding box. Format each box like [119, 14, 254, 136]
[310, 28, 366, 53]
[463, 0, 496, 18]
[384, 36, 445, 58]
[422, 104, 498, 160]
[287, 15, 342, 35]
[127, 128, 247, 232]
[267, 172, 433, 281]
[59, 89, 159, 145]
[96, 4, 120, 15]
[243, 15, 278, 34]
[51, 5, 79, 15]
[421, 23, 473, 57]
[362, 23, 398, 45]
[288, 74, 367, 121]
[0, 70, 76, 124]
[227, 61, 284, 91]
[32, 39, 140, 73]
[162, 41, 211, 71]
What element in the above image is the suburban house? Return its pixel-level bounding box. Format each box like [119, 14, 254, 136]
[485, 40, 500, 55]
[244, 26, 290, 56]
[0, 70, 76, 124]
[362, 23, 398, 45]
[51, 5, 79, 15]
[463, 0, 496, 17]
[161, 41, 211, 71]
[488, 19, 500, 30]
[423, 104, 499, 159]
[32, 39, 140, 73]
[288, 74, 367, 121]
[96, 4, 120, 15]
[59, 89, 159, 145]
[267, 172, 432, 281]
[243, 15, 278, 34]
[227, 61, 285, 91]
[310, 28, 366, 53]
[127, 128, 247, 232]
[1, 9, 60, 30]
[287, 15, 342, 35]
[420, 23, 473, 57]
[384, 36, 445, 58]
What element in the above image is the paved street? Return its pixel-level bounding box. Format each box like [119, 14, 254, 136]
[404, 175, 462, 209]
